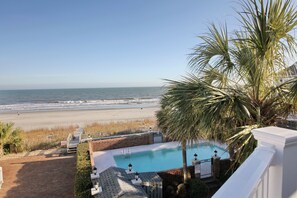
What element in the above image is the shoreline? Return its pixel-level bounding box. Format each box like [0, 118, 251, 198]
[0, 104, 160, 114]
[0, 107, 159, 131]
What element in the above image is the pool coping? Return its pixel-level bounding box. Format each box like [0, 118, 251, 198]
[93, 140, 228, 173]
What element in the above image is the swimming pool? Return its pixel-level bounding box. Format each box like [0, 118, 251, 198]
[113, 142, 229, 172]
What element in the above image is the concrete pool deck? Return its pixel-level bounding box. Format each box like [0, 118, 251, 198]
[93, 140, 227, 173]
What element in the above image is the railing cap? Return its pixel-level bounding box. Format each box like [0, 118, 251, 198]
[252, 126, 297, 147]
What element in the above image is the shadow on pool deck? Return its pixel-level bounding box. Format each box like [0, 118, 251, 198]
[0, 154, 76, 198]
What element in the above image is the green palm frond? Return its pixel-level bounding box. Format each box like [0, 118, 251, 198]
[227, 125, 258, 164]
[157, 81, 202, 143]
[189, 24, 235, 74]
[238, 0, 297, 71]
[290, 77, 297, 104]
[0, 122, 14, 143]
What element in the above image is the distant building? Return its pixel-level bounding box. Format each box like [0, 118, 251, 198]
[277, 62, 297, 129]
[279, 62, 297, 83]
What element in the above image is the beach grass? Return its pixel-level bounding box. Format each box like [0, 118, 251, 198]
[84, 119, 156, 135]
[21, 119, 157, 151]
[21, 125, 78, 151]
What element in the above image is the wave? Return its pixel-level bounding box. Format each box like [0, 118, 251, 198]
[0, 98, 160, 113]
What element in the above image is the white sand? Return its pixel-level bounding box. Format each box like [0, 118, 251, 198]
[0, 107, 159, 131]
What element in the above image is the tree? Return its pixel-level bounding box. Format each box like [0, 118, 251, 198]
[0, 122, 22, 156]
[157, 84, 205, 183]
[159, 0, 297, 165]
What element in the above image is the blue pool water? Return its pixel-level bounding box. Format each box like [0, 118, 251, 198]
[114, 143, 229, 172]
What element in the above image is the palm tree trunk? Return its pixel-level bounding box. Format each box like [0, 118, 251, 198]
[182, 140, 189, 183]
[256, 106, 261, 125]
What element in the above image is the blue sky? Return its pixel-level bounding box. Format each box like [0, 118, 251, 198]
[0, 0, 261, 89]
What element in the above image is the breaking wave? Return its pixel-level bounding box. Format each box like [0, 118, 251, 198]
[0, 98, 160, 113]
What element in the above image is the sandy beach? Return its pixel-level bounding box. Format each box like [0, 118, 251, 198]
[0, 107, 159, 131]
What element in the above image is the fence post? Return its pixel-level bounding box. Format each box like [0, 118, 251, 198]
[212, 150, 221, 179]
[192, 157, 201, 179]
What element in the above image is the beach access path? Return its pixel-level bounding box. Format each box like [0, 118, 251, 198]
[0, 107, 159, 131]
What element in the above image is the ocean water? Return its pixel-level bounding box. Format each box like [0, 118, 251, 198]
[0, 87, 164, 113]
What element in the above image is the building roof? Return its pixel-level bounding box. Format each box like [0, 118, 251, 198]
[95, 167, 162, 198]
[287, 63, 297, 76]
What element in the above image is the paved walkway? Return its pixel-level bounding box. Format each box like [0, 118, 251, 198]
[0, 153, 76, 198]
[0, 148, 66, 161]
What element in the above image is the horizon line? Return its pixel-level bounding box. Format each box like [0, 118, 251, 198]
[0, 85, 167, 91]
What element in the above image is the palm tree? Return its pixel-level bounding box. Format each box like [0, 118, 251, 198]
[193, 0, 297, 163]
[159, 0, 297, 165]
[0, 122, 22, 156]
[157, 85, 203, 183]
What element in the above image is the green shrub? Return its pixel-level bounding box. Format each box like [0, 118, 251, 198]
[188, 179, 209, 198]
[0, 122, 23, 155]
[74, 143, 92, 198]
[219, 170, 233, 184]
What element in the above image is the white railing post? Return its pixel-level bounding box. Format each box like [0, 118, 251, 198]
[213, 126, 297, 198]
[252, 126, 297, 198]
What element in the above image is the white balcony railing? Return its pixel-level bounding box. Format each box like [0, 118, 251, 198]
[213, 127, 297, 198]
